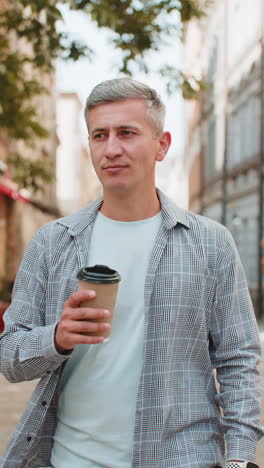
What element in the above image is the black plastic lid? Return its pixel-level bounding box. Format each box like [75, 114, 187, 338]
[77, 265, 121, 284]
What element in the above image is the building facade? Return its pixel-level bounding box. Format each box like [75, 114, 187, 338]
[183, 0, 264, 317]
[0, 0, 58, 302]
[56, 92, 101, 216]
[0, 80, 58, 302]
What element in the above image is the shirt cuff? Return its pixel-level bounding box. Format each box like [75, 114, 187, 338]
[226, 437, 257, 463]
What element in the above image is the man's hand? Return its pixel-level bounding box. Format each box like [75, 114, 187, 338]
[55, 290, 111, 353]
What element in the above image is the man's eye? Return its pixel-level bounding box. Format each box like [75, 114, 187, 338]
[94, 133, 105, 139]
[122, 130, 134, 135]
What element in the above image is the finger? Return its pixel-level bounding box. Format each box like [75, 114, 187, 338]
[66, 289, 96, 308]
[64, 320, 111, 335]
[66, 333, 105, 346]
[75, 308, 110, 321]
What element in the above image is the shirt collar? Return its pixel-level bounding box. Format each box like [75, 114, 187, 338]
[56, 188, 190, 236]
[157, 188, 190, 230]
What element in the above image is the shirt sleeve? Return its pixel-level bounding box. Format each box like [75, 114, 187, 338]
[0, 226, 71, 383]
[209, 227, 264, 462]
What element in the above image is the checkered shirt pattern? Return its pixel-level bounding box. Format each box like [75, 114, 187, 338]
[226, 463, 247, 468]
[0, 190, 263, 468]
[227, 464, 243, 468]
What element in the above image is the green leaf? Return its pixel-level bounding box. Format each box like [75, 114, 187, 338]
[7, 152, 54, 193]
[0, 0, 207, 192]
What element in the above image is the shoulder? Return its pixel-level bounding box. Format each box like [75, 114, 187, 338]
[185, 209, 229, 238]
[159, 189, 234, 251]
[167, 200, 236, 263]
[181, 210, 238, 266]
[32, 197, 103, 244]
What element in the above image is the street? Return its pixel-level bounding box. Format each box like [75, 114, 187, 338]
[0, 337, 264, 464]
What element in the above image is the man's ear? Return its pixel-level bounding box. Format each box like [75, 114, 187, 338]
[156, 132, 171, 162]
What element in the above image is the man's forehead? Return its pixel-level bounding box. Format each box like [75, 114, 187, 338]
[87, 99, 149, 131]
[88, 98, 146, 115]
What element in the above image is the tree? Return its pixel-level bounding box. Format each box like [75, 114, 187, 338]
[0, 0, 207, 193]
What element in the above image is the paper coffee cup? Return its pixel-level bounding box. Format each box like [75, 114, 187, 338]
[77, 264, 121, 340]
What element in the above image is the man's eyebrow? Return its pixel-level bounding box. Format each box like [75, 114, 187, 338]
[90, 124, 140, 135]
[90, 127, 106, 136]
[118, 124, 140, 130]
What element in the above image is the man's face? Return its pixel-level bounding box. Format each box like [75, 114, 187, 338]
[87, 98, 170, 194]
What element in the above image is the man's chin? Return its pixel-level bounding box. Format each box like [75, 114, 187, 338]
[103, 183, 132, 194]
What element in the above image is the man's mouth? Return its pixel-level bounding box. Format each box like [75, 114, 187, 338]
[103, 165, 128, 173]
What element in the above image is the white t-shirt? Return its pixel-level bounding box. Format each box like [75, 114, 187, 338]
[51, 211, 162, 468]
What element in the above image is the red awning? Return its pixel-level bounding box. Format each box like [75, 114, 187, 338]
[0, 176, 30, 203]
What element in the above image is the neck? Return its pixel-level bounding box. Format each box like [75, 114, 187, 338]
[100, 187, 161, 221]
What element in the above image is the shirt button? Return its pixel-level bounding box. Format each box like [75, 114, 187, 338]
[46, 371, 51, 374]
[41, 401, 47, 406]
[27, 436, 32, 442]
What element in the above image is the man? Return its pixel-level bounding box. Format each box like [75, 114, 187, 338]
[0, 78, 263, 468]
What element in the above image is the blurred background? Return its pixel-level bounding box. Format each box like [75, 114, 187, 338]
[0, 0, 264, 462]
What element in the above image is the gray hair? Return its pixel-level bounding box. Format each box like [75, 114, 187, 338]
[84, 78, 166, 136]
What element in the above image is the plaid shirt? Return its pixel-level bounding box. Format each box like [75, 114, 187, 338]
[0, 190, 263, 468]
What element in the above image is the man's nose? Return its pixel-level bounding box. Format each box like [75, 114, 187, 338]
[104, 134, 123, 158]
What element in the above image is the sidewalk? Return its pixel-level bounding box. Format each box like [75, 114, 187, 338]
[1, 341, 264, 463]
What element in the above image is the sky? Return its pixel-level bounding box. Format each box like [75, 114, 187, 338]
[56, 5, 188, 206]
[57, 5, 185, 152]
